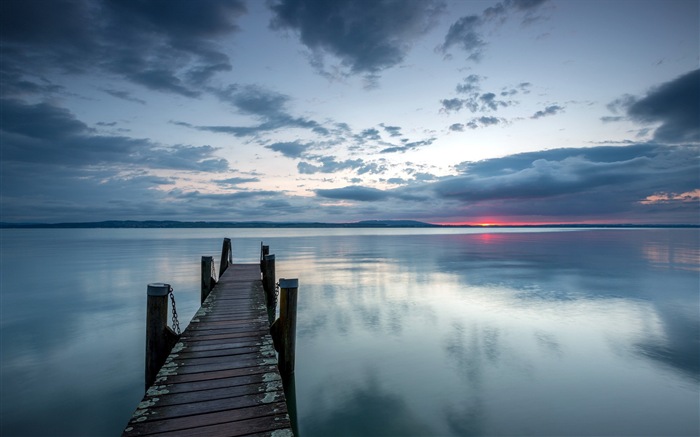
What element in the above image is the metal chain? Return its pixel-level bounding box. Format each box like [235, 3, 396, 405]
[274, 282, 280, 307]
[169, 286, 181, 335]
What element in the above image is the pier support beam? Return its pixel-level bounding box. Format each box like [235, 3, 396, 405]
[277, 278, 298, 376]
[145, 283, 179, 390]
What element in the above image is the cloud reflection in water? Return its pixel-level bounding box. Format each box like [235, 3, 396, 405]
[288, 229, 699, 436]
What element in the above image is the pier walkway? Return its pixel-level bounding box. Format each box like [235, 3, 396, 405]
[123, 263, 293, 437]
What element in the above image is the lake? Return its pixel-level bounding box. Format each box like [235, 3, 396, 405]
[1, 228, 698, 436]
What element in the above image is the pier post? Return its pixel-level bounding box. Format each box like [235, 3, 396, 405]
[201, 256, 216, 304]
[278, 278, 298, 376]
[262, 254, 276, 324]
[145, 283, 179, 390]
[220, 238, 232, 276]
[260, 244, 270, 272]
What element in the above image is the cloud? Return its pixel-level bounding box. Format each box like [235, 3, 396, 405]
[604, 70, 699, 144]
[626, 69, 700, 143]
[483, 0, 550, 23]
[466, 116, 505, 129]
[640, 189, 700, 205]
[440, 89, 512, 114]
[298, 156, 386, 175]
[380, 138, 435, 154]
[226, 85, 289, 116]
[0, 98, 228, 172]
[266, 141, 312, 158]
[439, 0, 549, 60]
[430, 144, 699, 222]
[356, 128, 381, 141]
[456, 74, 483, 94]
[215, 176, 261, 186]
[268, 0, 444, 77]
[101, 89, 146, 105]
[178, 85, 329, 138]
[480, 92, 510, 111]
[437, 15, 485, 61]
[381, 124, 402, 137]
[0, 0, 247, 99]
[531, 104, 563, 119]
[315, 186, 390, 202]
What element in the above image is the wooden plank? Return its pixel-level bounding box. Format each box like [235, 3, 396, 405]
[123, 263, 293, 436]
[124, 403, 288, 436]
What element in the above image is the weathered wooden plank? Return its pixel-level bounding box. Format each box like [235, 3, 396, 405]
[144, 379, 283, 408]
[124, 403, 288, 436]
[139, 414, 292, 437]
[151, 372, 282, 395]
[161, 364, 279, 384]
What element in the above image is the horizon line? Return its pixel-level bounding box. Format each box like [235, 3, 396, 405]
[1, 219, 698, 229]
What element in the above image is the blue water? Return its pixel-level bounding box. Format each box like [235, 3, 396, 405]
[1, 228, 698, 436]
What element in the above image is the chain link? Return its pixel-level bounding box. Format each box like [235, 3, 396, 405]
[169, 286, 181, 335]
[274, 282, 280, 307]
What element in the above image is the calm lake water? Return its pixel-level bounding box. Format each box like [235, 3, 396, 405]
[1, 228, 698, 436]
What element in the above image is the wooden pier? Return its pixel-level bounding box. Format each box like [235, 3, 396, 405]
[123, 240, 296, 436]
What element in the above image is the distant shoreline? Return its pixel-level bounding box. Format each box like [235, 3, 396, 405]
[1, 220, 698, 229]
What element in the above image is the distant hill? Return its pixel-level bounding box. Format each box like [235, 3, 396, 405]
[0, 219, 439, 229]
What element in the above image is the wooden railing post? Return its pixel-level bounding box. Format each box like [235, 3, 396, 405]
[201, 256, 216, 304]
[219, 238, 232, 276]
[277, 278, 298, 376]
[262, 254, 276, 324]
[145, 283, 178, 390]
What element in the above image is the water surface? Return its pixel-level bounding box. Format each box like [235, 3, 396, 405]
[1, 228, 698, 436]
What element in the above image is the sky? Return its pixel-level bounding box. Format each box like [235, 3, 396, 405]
[1, 0, 698, 225]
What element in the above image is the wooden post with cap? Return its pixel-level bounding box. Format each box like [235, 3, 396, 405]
[219, 238, 232, 276]
[201, 256, 216, 304]
[145, 283, 179, 390]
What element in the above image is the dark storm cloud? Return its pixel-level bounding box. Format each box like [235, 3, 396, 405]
[604, 70, 699, 143]
[531, 104, 563, 119]
[268, 0, 444, 76]
[315, 186, 390, 202]
[626, 69, 700, 143]
[0, 0, 246, 98]
[0, 98, 228, 171]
